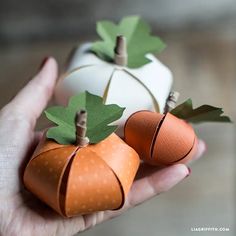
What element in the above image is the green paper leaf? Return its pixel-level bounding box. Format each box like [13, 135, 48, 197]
[91, 15, 166, 68]
[45, 91, 125, 145]
[170, 99, 232, 123]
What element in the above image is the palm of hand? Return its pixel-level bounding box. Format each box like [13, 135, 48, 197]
[0, 58, 205, 236]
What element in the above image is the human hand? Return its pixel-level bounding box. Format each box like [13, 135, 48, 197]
[0, 57, 206, 236]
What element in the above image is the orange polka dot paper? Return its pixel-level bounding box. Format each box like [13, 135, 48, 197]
[23, 133, 140, 217]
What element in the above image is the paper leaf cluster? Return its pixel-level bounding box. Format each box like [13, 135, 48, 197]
[91, 15, 166, 68]
[45, 92, 125, 145]
[170, 99, 232, 123]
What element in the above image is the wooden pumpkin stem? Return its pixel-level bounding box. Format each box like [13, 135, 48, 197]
[164, 91, 180, 114]
[75, 109, 89, 147]
[114, 35, 128, 66]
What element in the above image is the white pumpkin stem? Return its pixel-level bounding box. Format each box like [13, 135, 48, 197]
[75, 109, 89, 147]
[114, 35, 128, 66]
[164, 91, 180, 114]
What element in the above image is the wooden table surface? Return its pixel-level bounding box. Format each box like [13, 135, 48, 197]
[0, 31, 235, 236]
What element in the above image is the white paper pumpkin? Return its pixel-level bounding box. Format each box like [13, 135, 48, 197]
[54, 43, 173, 136]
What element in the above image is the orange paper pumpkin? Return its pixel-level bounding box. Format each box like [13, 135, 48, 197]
[124, 111, 197, 166]
[23, 133, 139, 217]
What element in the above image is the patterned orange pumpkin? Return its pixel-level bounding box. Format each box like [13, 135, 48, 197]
[23, 133, 139, 217]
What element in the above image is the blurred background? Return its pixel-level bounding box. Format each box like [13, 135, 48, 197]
[0, 0, 235, 235]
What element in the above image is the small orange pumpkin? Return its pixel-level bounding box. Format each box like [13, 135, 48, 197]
[23, 133, 139, 217]
[124, 111, 197, 166]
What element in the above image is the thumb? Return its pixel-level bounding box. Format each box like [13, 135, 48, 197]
[6, 57, 58, 128]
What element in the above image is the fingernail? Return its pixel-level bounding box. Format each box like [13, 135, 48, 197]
[199, 140, 207, 155]
[203, 141, 207, 152]
[38, 57, 49, 71]
[193, 139, 207, 161]
[185, 167, 191, 178]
